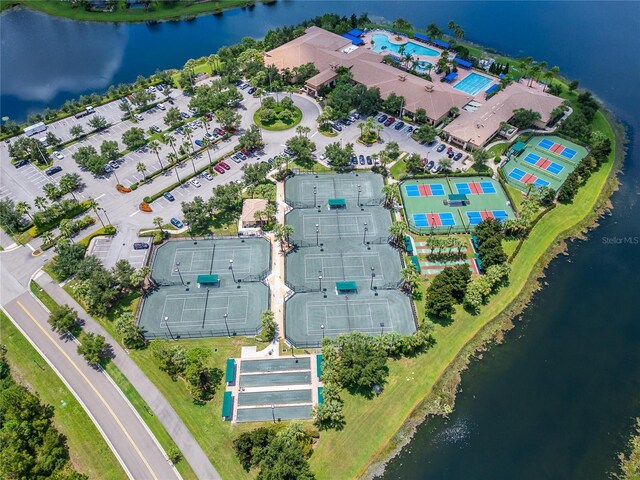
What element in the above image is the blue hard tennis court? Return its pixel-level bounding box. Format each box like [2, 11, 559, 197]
[413, 212, 456, 227]
[538, 138, 577, 160]
[466, 210, 509, 225]
[455, 181, 496, 195]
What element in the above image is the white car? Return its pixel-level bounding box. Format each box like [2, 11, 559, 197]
[190, 179, 201, 188]
[134, 113, 144, 121]
[203, 172, 214, 181]
[52, 151, 64, 160]
[157, 103, 166, 111]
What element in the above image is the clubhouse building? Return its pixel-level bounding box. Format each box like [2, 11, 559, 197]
[264, 26, 564, 149]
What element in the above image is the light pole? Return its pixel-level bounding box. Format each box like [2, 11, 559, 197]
[271, 404, 276, 423]
[98, 207, 112, 226]
[370, 267, 375, 290]
[174, 263, 185, 286]
[313, 185, 317, 208]
[164, 316, 174, 340]
[316, 223, 319, 246]
[363, 222, 368, 245]
[380, 322, 385, 336]
[229, 259, 236, 283]
[318, 275, 323, 292]
[321, 324, 325, 339]
[223, 313, 230, 337]
[357, 184, 361, 206]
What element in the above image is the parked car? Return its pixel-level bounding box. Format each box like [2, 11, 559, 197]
[150, 125, 161, 133]
[431, 163, 442, 174]
[14, 159, 29, 168]
[52, 151, 64, 160]
[351, 155, 358, 165]
[203, 172, 214, 181]
[134, 113, 144, 121]
[46, 166, 62, 176]
[157, 103, 166, 111]
[426, 160, 435, 171]
[214, 127, 225, 135]
[406, 126, 414, 133]
[133, 242, 149, 250]
[394, 121, 405, 130]
[377, 114, 387, 123]
[231, 155, 242, 164]
[190, 179, 201, 188]
[247, 87, 256, 94]
[180, 111, 190, 119]
[384, 117, 395, 127]
[219, 161, 231, 170]
[454, 152, 463, 161]
[447, 151, 455, 158]
[436, 143, 447, 153]
[359, 155, 365, 165]
[163, 192, 175, 202]
[366, 155, 373, 165]
[240, 148, 250, 156]
[214, 165, 225, 174]
[332, 123, 342, 132]
[170, 217, 184, 228]
[195, 139, 203, 147]
[104, 166, 113, 173]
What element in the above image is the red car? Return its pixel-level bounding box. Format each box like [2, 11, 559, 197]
[219, 161, 230, 170]
[214, 165, 225, 174]
[205, 113, 213, 120]
[240, 148, 250, 156]
[384, 116, 395, 126]
[214, 127, 225, 136]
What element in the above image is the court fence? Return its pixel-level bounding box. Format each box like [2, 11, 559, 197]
[284, 196, 386, 209]
[292, 236, 391, 248]
[143, 326, 260, 341]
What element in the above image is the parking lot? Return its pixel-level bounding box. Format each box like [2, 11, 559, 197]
[88, 230, 150, 270]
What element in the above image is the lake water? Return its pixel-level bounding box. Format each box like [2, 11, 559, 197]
[2, 2, 639, 478]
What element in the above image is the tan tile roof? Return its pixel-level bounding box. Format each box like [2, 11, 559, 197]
[443, 82, 564, 148]
[240, 199, 269, 224]
[264, 26, 471, 122]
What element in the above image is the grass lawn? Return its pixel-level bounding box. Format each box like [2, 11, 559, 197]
[506, 184, 525, 211]
[389, 158, 407, 179]
[4, 0, 261, 22]
[127, 336, 272, 479]
[308, 109, 618, 478]
[0, 310, 126, 480]
[487, 142, 509, 157]
[291, 159, 332, 173]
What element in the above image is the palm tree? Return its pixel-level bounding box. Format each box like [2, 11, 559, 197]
[16, 201, 33, 223]
[202, 138, 213, 169]
[184, 59, 197, 87]
[59, 219, 74, 242]
[163, 134, 178, 157]
[58, 175, 77, 200]
[34, 196, 47, 211]
[381, 184, 399, 208]
[136, 162, 148, 182]
[43, 183, 61, 204]
[207, 54, 220, 75]
[41, 231, 54, 246]
[182, 126, 194, 151]
[86, 199, 105, 229]
[388, 221, 408, 244]
[153, 216, 165, 233]
[264, 202, 277, 221]
[426, 23, 443, 39]
[401, 265, 421, 291]
[295, 125, 311, 138]
[168, 153, 182, 184]
[148, 140, 164, 170]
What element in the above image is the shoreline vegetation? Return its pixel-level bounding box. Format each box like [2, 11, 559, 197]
[0, 0, 275, 23]
[1, 12, 630, 480]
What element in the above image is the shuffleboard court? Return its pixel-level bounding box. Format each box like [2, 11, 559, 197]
[240, 357, 311, 373]
[238, 389, 312, 407]
[239, 372, 312, 388]
[236, 405, 313, 423]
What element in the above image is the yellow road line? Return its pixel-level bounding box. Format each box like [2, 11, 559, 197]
[16, 300, 160, 480]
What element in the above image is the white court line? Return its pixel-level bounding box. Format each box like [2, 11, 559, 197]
[304, 298, 392, 335]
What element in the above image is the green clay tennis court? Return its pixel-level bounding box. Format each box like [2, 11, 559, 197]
[284, 173, 417, 347]
[400, 176, 515, 233]
[137, 239, 271, 338]
[503, 135, 587, 192]
[284, 171, 385, 208]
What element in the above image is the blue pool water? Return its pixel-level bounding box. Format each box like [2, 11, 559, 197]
[453, 72, 494, 95]
[371, 33, 439, 57]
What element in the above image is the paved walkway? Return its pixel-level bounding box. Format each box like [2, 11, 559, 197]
[37, 271, 221, 480]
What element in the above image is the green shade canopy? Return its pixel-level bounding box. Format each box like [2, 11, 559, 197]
[225, 358, 235, 383]
[336, 281, 357, 292]
[197, 274, 219, 285]
[512, 141, 526, 152]
[318, 386, 324, 404]
[448, 194, 468, 202]
[316, 354, 323, 379]
[410, 255, 421, 273]
[327, 198, 346, 207]
[222, 391, 233, 419]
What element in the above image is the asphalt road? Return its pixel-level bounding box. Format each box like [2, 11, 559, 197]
[2, 292, 179, 480]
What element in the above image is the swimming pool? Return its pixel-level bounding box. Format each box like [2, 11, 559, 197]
[371, 33, 439, 57]
[453, 72, 494, 95]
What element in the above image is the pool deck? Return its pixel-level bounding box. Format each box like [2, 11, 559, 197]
[361, 29, 498, 101]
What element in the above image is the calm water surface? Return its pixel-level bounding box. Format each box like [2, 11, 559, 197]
[1, 2, 639, 478]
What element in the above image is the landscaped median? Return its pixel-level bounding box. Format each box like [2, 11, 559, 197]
[308, 110, 621, 479]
